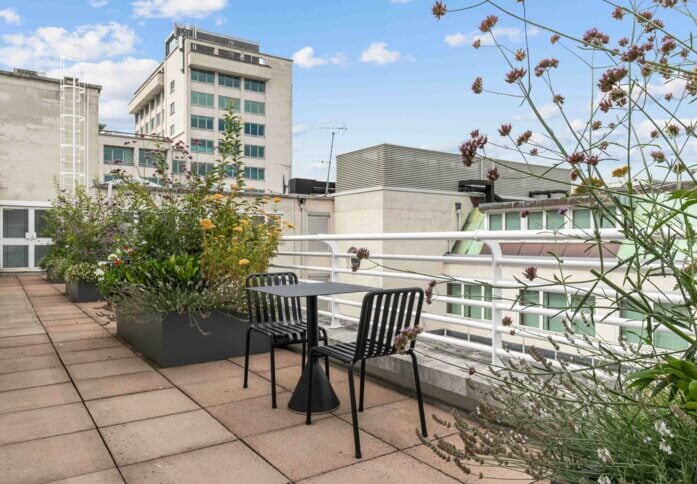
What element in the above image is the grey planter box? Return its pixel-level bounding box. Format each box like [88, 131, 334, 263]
[65, 280, 102, 303]
[116, 309, 268, 368]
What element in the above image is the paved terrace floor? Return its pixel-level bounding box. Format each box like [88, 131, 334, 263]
[0, 275, 525, 484]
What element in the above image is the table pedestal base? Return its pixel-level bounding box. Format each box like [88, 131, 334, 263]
[287, 358, 339, 413]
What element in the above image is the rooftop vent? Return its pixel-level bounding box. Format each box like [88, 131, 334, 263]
[13, 68, 39, 77]
[458, 179, 512, 203]
[528, 189, 568, 199]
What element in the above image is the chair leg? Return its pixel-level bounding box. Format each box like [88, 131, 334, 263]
[320, 331, 330, 379]
[306, 351, 315, 425]
[410, 352, 427, 437]
[358, 359, 366, 412]
[243, 328, 252, 388]
[301, 341, 306, 368]
[269, 341, 277, 409]
[347, 363, 362, 458]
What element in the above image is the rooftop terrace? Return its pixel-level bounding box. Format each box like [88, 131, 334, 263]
[0, 275, 527, 483]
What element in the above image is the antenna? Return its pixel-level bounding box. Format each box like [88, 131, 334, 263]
[318, 123, 346, 196]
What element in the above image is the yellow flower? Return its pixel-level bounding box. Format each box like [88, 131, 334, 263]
[199, 218, 216, 230]
[612, 166, 629, 178]
[233, 226, 244, 232]
[238, 259, 250, 266]
[273, 196, 282, 203]
[205, 193, 225, 201]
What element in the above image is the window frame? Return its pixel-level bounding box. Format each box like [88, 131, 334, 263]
[191, 91, 214, 107]
[103, 145, 134, 165]
[191, 68, 214, 84]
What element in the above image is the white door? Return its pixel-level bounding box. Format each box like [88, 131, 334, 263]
[0, 205, 53, 270]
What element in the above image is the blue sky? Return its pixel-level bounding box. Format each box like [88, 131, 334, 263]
[0, 0, 690, 180]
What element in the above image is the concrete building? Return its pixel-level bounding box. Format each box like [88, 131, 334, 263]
[127, 25, 293, 193]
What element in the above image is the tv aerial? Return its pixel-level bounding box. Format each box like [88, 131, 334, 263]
[318, 123, 347, 196]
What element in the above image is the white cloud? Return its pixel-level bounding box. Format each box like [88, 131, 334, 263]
[89, 0, 110, 7]
[47, 57, 160, 130]
[445, 26, 539, 47]
[0, 8, 20, 25]
[360, 42, 401, 65]
[330, 52, 348, 66]
[214, 14, 225, 26]
[292, 46, 327, 69]
[132, 0, 227, 19]
[293, 124, 309, 135]
[0, 22, 137, 70]
[647, 78, 687, 99]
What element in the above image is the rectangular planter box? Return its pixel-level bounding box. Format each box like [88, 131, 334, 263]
[116, 309, 268, 367]
[65, 280, 102, 303]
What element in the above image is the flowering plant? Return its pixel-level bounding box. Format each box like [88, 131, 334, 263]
[393, 326, 423, 353]
[99, 106, 282, 315]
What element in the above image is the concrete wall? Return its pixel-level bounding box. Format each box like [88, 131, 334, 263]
[0, 70, 100, 203]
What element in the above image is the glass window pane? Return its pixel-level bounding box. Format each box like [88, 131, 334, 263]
[484, 286, 492, 320]
[465, 284, 482, 320]
[446, 283, 462, 315]
[35, 245, 51, 265]
[528, 212, 543, 230]
[570, 295, 595, 336]
[572, 209, 591, 229]
[35, 210, 49, 238]
[3, 245, 28, 268]
[4, 209, 28, 238]
[546, 210, 565, 230]
[505, 212, 521, 230]
[489, 213, 502, 230]
[520, 290, 540, 327]
[544, 292, 567, 332]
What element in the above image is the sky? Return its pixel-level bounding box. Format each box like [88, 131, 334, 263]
[0, 0, 692, 180]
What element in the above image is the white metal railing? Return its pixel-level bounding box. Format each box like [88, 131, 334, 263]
[272, 229, 690, 365]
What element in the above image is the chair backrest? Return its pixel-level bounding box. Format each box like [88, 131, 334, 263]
[245, 272, 302, 325]
[354, 288, 424, 360]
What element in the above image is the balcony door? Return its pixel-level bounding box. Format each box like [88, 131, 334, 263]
[0, 204, 53, 270]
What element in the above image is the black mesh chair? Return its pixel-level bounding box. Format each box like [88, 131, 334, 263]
[305, 288, 427, 458]
[244, 272, 329, 408]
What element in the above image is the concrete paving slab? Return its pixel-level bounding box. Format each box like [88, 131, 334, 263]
[48, 468, 124, 484]
[86, 388, 199, 427]
[246, 416, 395, 481]
[0, 352, 62, 375]
[0, 342, 55, 360]
[257, 362, 348, 392]
[54, 337, 123, 353]
[67, 357, 152, 381]
[120, 441, 287, 484]
[0, 333, 49, 348]
[0, 402, 94, 445]
[0, 430, 114, 484]
[0, 367, 70, 392]
[101, 409, 235, 466]
[178, 372, 270, 407]
[230, 347, 303, 372]
[331, 377, 410, 415]
[49, 328, 112, 342]
[159, 360, 244, 386]
[60, 346, 135, 365]
[0, 382, 81, 415]
[74, 371, 172, 401]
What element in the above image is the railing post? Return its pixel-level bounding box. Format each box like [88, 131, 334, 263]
[325, 240, 342, 329]
[486, 241, 503, 366]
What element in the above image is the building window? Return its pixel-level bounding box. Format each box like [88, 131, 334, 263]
[170, 102, 175, 115]
[573, 209, 591, 229]
[170, 124, 175, 136]
[244, 78, 266, 93]
[244, 144, 265, 158]
[545, 209, 565, 230]
[244, 122, 265, 137]
[519, 290, 541, 327]
[488, 213, 502, 230]
[191, 115, 214, 130]
[244, 167, 265, 180]
[219, 74, 241, 88]
[191, 162, 215, 175]
[594, 208, 617, 229]
[139, 149, 165, 167]
[446, 283, 492, 320]
[170, 80, 175, 93]
[103, 146, 134, 165]
[173, 159, 187, 173]
[519, 290, 595, 336]
[191, 69, 214, 83]
[244, 100, 265, 115]
[191, 138, 214, 153]
[505, 212, 521, 230]
[191, 91, 214, 107]
[156, 113, 161, 127]
[218, 95, 240, 111]
[528, 211, 544, 230]
[621, 303, 690, 350]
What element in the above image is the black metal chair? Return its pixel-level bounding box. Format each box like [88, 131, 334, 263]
[244, 272, 329, 408]
[305, 287, 427, 458]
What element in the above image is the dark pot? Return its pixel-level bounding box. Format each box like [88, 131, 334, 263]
[65, 280, 102, 302]
[116, 309, 267, 367]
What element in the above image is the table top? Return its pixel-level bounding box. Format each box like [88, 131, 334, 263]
[247, 281, 376, 298]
